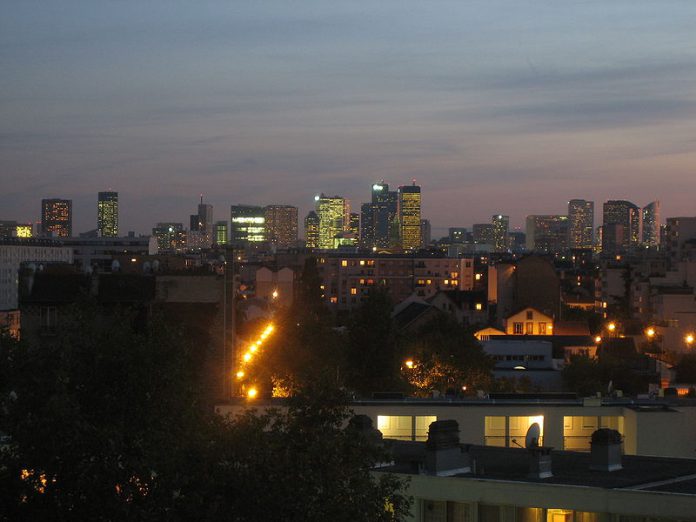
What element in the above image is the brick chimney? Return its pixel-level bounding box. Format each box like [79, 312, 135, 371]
[425, 420, 471, 476]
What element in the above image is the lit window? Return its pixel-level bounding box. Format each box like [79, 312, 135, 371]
[350, 288, 357, 295]
[475, 273, 482, 280]
[360, 260, 365, 266]
[539, 322, 547, 335]
[330, 297, 338, 303]
[475, 303, 483, 311]
[513, 322, 523, 334]
[341, 260, 348, 267]
[444, 279, 449, 285]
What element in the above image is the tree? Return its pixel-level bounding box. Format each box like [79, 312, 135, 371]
[0, 302, 411, 521]
[344, 287, 403, 395]
[402, 313, 493, 396]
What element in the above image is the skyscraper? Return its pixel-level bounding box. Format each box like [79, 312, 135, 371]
[152, 222, 187, 252]
[349, 212, 360, 239]
[525, 215, 569, 253]
[492, 214, 509, 252]
[41, 199, 72, 237]
[642, 201, 660, 248]
[568, 199, 594, 249]
[304, 211, 320, 249]
[264, 205, 298, 248]
[420, 219, 431, 248]
[398, 183, 421, 250]
[602, 200, 641, 255]
[315, 194, 349, 250]
[472, 223, 495, 245]
[359, 202, 375, 248]
[97, 191, 118, 237]
[230, 205, 266, 245]
[214, 221, 228, 245]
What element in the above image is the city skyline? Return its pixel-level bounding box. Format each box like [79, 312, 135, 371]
[2, 1, 696, 234]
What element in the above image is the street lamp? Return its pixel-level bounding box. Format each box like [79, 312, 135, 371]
[607, 322, 616, 333]
[686, 334, 695, 347]
[646, 327, 656, 338]
[404, 359, 415, 369]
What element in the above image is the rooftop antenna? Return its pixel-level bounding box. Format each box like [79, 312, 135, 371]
[200, 193, 203, 205]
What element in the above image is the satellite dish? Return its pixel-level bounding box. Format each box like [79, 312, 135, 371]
[525, 423, 541, 449]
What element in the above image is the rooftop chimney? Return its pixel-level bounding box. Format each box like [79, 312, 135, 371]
[425, 420, 471, 476]
[590, 428, 623, 472]
[528, 446, 553, 479]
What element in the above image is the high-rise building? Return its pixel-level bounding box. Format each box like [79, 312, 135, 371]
[97, 191, 118, 237]
[665, 217, 696, 266]
[602, 200, 641, 255]
[398, 183, 421, 250]
[304, 211, 320, 249]
[525, 215, 569, 253]
[568, 199, 594, 249]
[214, 221, 228, 245]
[349, 212, 360, 238]
[41, 199, 72, 237]
[0, 221, 32, 238]
[492, 215, 509, 252]
[449, 228, 468, 244]
[420, 219, 431, 248]
[264, 205, 298, 248]
[315, 194, 349, 250]
[642, 201, 660, 248]
[472, 223, 495, 245]
[152, 222, 187, 252]
[360, 202, 375, 248]
[189, 197, 214, 248]
[230, 205, 266, 245]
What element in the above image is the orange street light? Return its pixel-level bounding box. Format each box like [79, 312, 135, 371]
[236, 370, 245, 379]
[243, 352, 252, 362]
[272, 289, 279, 299]
[247, 387, 258, 399]
[646, 327, 656, 338]
[686, 334, 695, 346]
[404, 359, 414, 369]
[607, 322, 616, 332]
[595, 336, 602, 343]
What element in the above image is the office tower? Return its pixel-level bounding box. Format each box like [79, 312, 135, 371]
[509, 231, 526, 253]
[304, 211, 320, 249]
[41, 199, 72, 237]
[230, 205, 266, 245]
[525, 215, 569, 253]
[97, 191, 118, 237]
[472, 223, 495, 245]
[602, 200, 641, 255]
[264, 205, 298, 248]
[449, 228, 467, 244]
[420, 219, 431, 248]
[492, 214, 509, 252]
[568, 199, 594, 249]
[349, 212, 360, 238]
[0, 221, 32, 238]
[642, 201, 660, 247]
[360, 202, 375, 248]
[315, 194, 349, 250]
[665, 217, 696, 266]
[372, 182, 399, 248]
[398, 183, 421, 250]
[214, 220, 228, 245]
[152, 222, 186, 252]
[189, 197, 214, 248]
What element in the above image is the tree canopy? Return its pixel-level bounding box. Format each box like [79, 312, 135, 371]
[0, 302, 411, 521]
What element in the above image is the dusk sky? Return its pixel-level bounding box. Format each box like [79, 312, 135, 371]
[2, 1, 696, 236]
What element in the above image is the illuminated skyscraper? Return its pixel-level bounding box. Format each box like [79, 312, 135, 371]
[360, 202, 374, 248]
[214, 221, 228, 245]
[349, 212, 360, 238]
[398, 183, 421, 250]
[642, 201, 660, 248]
[152, 222, 186, 252]
[304, 211, 320, 248]
[525, 215, 569, 253]
[230, 205, 266, 245]
[264, 205, 298, 248]
[602, 200, 641, 255]
[97, 191, 118, 237]
[492, 214, 509, 252]
[315, 194, 349, 250]
[189, 197, 214, 248]
[568, 199, 594, 249]
[41, 199, 72, 237]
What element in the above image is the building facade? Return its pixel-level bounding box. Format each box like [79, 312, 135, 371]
[602, 200, 641, 255]
[304, 211, 320, 249]
[264, 205, 298, 248]
[642, 201, 660, 248]
[399, 184, 422, 250]
[230, 205, 266, 246]
[568, 199, 594, 249]
[315, 194, 349, 250]
[41, 199, 72, 238]
[97, 191, 118, 237]
[492, 215, 509, 252]
[525, 215, 569, 254]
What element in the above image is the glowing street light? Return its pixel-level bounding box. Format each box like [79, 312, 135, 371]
[607, 322, 616, 333]
[236, 370, 245, 379]
[243, 352, 252, 362]
[247, 387, 258, 399]
[404, 359, 414, 369]
[595, 336, 602, 343]
[646, 327, 656, 338]
[272, 289, 279, 299]
[686, 334, 695, 346]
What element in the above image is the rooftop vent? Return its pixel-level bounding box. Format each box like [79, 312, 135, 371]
[425, 420, 471, 476]
[590, 428, 623, 472]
